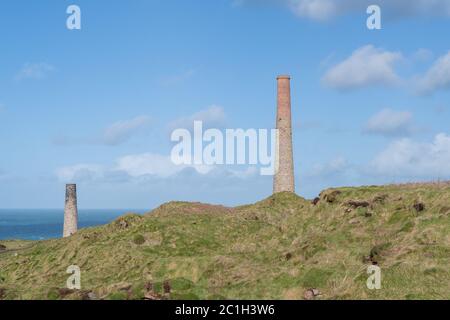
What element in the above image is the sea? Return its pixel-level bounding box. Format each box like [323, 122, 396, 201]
[0, 209, 147, 241]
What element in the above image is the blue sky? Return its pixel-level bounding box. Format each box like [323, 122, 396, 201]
[1, 0, 450, 209]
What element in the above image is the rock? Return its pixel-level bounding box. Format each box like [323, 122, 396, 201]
[119, 284, 132, 291]
[144, 292, 163, 300]
[119, 220, 129, 228]
[312, 197, 320, 205]
[0, 244, 6, 251]
[107, 282, 132, 294]
[303, 288, 321, 300]
[87, 291, 97, 300]
[413, 202, 425, 212]
[311, 288, 320, 296]
[76, 290, 95, 300]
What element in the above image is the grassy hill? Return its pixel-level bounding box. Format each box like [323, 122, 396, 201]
[0, 183, 449, 300]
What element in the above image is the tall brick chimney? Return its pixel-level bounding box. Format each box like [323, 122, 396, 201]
[63, 184, 78, 237]
[273, 75, 295, 193]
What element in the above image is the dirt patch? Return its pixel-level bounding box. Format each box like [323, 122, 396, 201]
[366, 243, 391, 265]
[58, 288, 75, 298]
[283, 288, 303, 300]
[143, 281, 165, 300]
[345, 200, 370, 208]
[413, 202, 425, 212]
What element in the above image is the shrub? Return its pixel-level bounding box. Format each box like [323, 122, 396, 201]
[170, 278, 194, 291]
[133, 234, 145, 245]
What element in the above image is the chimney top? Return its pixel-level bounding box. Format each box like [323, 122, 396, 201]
[277, 75, 291, 80]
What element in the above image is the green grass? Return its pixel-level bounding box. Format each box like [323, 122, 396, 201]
[0, 183, 449, 300]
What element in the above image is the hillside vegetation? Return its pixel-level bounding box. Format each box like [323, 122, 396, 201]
[0, 183, 449, 300]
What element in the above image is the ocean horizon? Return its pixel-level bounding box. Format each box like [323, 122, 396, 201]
[0, 209, 148, 241]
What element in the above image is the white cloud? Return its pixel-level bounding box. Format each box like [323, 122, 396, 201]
[160, 69, 196, 86]
[117, 152, 214, 177]
[15, 63, 55, 81]
[310, 156, 349, 177]
[55, 164, 105, 182]
[412, 48, 433, 62]
[322, 45, 403, 90]
[56, 153, 213, 183]
[168, 105, 227, 131]
[390, 0, 450, 17]
[370, 133, 450, 178]
[363, 109, 415, 137]
[288, 0, 337, 20]
[234, 0, 450, 21]
[101, 116, 152, 146]
[53, 115, 152, 146]
[232, 0, 339, 20]
[228, 166, 259, 179]
[416, 51, 450, 95]
[115, 153, 188, 178]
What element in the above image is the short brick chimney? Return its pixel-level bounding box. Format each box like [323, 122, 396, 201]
[63, 184, 78, 237]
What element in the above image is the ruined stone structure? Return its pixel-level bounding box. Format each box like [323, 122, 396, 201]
[273, 75, 295, 193]
[63, 184, 78, 237]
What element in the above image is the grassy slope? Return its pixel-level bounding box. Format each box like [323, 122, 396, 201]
[0, 183, 449, 300]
